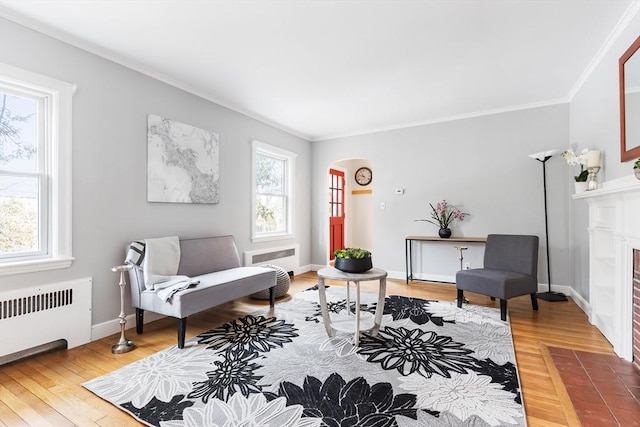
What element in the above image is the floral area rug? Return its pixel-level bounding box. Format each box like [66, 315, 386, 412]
[83, 286, 526, 426]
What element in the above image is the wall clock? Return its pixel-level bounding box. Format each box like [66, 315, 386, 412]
[355, 167, 372, 186]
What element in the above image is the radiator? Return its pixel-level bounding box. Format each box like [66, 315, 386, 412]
[0, 278, 92, 358]
[244, 244, 299, 275]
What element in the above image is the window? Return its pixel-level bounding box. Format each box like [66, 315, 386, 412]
[0, 64, 74, 275]
[251, 140, 296, 241]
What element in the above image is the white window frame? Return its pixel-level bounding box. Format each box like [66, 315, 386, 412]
[0, 63, 75, 276]
[251, 140, 296, 242]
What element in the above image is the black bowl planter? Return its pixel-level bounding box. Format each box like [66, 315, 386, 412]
[334, 257, 373, 273]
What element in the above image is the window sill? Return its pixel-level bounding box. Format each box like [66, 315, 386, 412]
[251, 233, 294, 244]
[0, 257, 75, 276]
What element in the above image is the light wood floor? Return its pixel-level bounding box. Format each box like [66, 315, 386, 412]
[0, 272, 614, 426]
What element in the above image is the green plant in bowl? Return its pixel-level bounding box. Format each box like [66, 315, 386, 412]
[333, 248, 372, 273]
[334, 248, 371, 259]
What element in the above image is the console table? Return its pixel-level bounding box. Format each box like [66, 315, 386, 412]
[405, 236, 487, 284]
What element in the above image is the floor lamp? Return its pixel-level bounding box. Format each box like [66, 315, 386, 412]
[528, 150, 568, 302]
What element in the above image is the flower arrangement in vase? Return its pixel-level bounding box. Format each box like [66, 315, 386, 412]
[634, 158, 640, 180]
[561, 148, 589, 193]
[415, 200, 468, 238]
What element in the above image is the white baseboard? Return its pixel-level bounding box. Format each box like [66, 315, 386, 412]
[404, 272, 456, 283]
[571, 292, 590, 317]
[386, 270, 406, 281]
[294, 264, 313, 275]
[91, 311, 165, 341]
[537, 283, 572, 297]
[91, 276, 592, 341]
[272, 266, 594, 318]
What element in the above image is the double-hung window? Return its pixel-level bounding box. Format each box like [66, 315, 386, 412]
[251, 140, 296, 241]
[0, 64, 74, 275]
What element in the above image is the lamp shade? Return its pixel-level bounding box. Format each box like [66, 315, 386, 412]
[528, 149, 560, 161]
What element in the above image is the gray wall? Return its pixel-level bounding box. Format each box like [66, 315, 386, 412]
[311, 105, 573, 287]
[570, 11, 640, 182]
[568, 11, 639, 301]
[2, 8, 635, 335]
[0, 18, 311, 327]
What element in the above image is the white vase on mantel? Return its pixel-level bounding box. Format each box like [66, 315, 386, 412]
[574, 181, 588, 194]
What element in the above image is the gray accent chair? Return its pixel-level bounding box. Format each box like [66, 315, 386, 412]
[455, 234, 539, 321]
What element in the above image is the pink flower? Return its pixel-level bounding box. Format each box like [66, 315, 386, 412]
[415, 200, 469, 229]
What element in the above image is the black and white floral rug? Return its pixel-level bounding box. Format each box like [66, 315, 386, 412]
[84, 286, 526, 426]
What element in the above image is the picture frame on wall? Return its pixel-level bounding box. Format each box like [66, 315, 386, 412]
[147, 114, 220, 204]
[619, 36, 640, 162]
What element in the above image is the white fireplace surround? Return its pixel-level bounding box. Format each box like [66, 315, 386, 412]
[574, 175, 640, 361]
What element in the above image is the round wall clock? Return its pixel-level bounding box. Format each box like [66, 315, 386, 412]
[355, 167, 372, 186]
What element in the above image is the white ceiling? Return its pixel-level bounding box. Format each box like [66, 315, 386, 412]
[0, 0, 637, 141]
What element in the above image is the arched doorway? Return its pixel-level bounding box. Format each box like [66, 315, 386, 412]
[327, 158, 373, 263]
[328, 168, 345, 260]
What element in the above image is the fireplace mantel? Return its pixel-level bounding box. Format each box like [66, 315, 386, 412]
[573, 175, 640, 200]
[574, 175, 640, 361]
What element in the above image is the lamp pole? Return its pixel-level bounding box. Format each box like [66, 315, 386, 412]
[533, 153, 567, 302]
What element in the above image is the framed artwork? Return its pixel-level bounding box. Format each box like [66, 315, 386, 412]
[147, 114, 219, 204]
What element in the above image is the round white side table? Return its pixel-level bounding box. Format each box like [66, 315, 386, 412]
[317, 267, 387, 346]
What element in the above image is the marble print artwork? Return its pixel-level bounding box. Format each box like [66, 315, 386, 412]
[147, 114, 219, 204]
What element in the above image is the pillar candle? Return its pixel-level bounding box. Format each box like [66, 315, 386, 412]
[586, 150, 601, 167]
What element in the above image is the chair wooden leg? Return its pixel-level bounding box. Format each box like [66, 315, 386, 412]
[177, 317, 187, 349]
[269, 286, 275, 309]
[530, 293, 539, 311]
[457, 289, 464, 308]
[136, 308, 144, 334]
[500, 299, 507, 321]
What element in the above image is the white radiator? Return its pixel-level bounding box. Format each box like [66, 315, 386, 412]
[0, 278, 92, 358]
[244, 244, 299, 275]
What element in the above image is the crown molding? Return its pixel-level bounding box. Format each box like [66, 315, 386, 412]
[566, 0, 640, 101]
[311, 98, 569, 142]
[3, 2, 637, 144]
[0, 11, 312, 141]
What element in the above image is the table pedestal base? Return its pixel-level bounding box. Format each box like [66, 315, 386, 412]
[317, 267, 387, 346]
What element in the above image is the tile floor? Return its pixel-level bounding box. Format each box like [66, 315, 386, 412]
[549, 346, 640, 426]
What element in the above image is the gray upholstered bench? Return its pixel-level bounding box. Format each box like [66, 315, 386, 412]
[127, 235, 277, 348]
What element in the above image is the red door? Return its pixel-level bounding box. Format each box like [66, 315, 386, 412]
[329, 169, 345, 260]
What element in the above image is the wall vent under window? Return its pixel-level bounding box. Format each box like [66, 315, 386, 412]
[244, 244, 299, 275]
[1, 288, 74, 319]
[0, 278, 92, 361]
